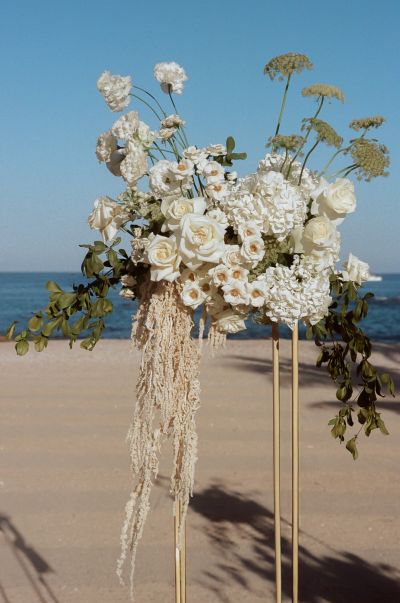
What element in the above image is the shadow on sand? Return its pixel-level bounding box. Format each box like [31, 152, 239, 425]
[191, 483, 400, 603]
[0, 513, 60, 603]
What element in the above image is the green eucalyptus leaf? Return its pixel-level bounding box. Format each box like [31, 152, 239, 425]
[46, 281, 63, 293]
[28, 315, 43, 332]
[346, 437, 359, 460]
[16, 340, 29, 356]
[6, 321, 17, 340]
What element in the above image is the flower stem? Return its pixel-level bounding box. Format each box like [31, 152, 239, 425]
[275, 74, 291, 136]
[286, 96, 324, 178]
[298, 140, 319, 184]
[133, 85, 167, 117]
[130, 93, 162, 120]
[319, 146, 350, 177]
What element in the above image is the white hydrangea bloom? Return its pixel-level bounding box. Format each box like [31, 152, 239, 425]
[154, 61, 188, 94]
[97, 71, 132, 112]
[111, 111, 139, 140]
[259, 257, 332, 329]
[96, 131, 118, 162]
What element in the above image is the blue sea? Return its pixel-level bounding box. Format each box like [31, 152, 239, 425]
[1, 272, 399, 341]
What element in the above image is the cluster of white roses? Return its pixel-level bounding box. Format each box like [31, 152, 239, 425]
[90, 62, 370, 334]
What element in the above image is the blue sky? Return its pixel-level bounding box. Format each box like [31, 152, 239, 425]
[1, 0, 399, 272]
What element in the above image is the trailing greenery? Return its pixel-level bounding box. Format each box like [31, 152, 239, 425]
[6, 238, 132, 353]
[306, 275, 394, 459]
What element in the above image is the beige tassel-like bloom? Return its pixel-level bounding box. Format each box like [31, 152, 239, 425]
[117, 279, 200, 598]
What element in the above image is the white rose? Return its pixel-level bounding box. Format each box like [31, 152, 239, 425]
[183, 146, 208, 169]
[146, 234, 181, 282]
[178, 214, 226, 270]
[209, 264, 231, 287]
[181, 281, 206, 309]
[161, 196, 206, 232]
[222, 245, 243, 268]
[149, 160, 182, 199]
[302, 216, 338, 252]
[214, 309, 247, 334]
[238, 221, 262, 242]
[96, 131, 117, 162]
[120, 143, 148, 186]
[317, 178, 356, 221]
[96, 71, 132, 112]
[154, 61, 188, 94]
[205, 182, 230, 202]
[342, 253, 370, 285]
[88, 197, 126, 242]
[240, 236, 265, 266]
[229, 266, 249, 282]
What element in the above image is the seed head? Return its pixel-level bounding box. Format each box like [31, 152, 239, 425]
[302, 83, 344, 102]
[263, 53, 313, 80]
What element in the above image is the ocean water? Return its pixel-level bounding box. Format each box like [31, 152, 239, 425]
[0, 272, 399, 341]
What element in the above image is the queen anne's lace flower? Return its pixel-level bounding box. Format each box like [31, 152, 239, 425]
[154, 61, 188, 94]
[97, 71, 132, 112]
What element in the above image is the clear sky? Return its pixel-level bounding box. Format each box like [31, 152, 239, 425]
[1, 0, 399, 272]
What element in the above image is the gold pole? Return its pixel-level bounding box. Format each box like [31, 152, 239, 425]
[174, 497, 186, 603]
[272, 323, 282, 603]
[292, 322, 299, 603]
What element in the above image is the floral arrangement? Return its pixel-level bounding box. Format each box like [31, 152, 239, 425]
[7, 53, 394, 595]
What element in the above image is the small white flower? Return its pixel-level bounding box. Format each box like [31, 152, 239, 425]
[121, 274, 136, 287]
[120, 143, 148, 186]
[240, 236, 265, 266]
[183, 146, 208, 169]
[247, 280, 267, 308]
[161, 114, 185, 128]
[226, 171, 238, 182]
[206, 144, 226, 156]
[170, 159, 194, 181]
[161, 196, 206, 232]
[146, 234, 181, 282]
[202, 161, 225, 184]
[96, 131, 118, 162]
[214, 308, 247, 333]
[206, 182, 230, 202]
[177, 213, 226, 270]
[342, 253, 370, 284]
[154, 61, 188, 95]
[209, 264, 231, 287]
[207, 207, 229, 227]
[222, 245, 243, 268]
[97, 71, 132, 112]
[111, 111, 139, 140]
[229, 266, 249, 282]
[181, 281, 206, 309]
[158, 127, 177, 140]
[222, 281, 249, 306]
[238, 221, 262, 242]
[88, 196, 127, 242]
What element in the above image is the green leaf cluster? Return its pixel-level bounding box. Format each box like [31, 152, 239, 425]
[307, 275, 394, 458]
[6, 239, 132, 355]
[216, 136, 247, 167]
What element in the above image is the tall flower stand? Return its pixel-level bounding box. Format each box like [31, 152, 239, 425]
[272, 322, 299, 603]
[174, 497, 186, 603]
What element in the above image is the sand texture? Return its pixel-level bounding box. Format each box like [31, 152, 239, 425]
[1, 339, 399, 602]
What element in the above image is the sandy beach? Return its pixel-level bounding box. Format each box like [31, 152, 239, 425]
[1, 338, 399, 603]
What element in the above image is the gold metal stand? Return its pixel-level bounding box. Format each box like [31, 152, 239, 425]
[272, 323, 282, 603]
[174, 497, 186, 603]
[272, 322, 299, 603]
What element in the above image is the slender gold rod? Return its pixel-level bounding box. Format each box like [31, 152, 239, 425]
[174, 497, 186, 603]
[292, 322, 299, 603]
[272, 323, 282, 603]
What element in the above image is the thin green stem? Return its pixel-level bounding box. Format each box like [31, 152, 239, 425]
[286, 96, 325, 178]
[133, 85, 167, 117]
[319, 146, 351, 177]
[130, 93, 162, 120]
[330, 163, 357, 179]
[275, 74, 291, 136]
[298, 140, 320, 184]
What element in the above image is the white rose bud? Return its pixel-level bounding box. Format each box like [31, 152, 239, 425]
[303, 216, 338, 251]
[342, 253, 370, 285]
[317, 178, 356, 221]
[88, 196, 126, 242]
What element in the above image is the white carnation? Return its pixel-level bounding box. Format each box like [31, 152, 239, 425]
[158, 127, 177, 140]
[161, 114, 185, 128]
[96, 131, 118, 162]
[154, 61, 188, 95]
[120, 143, 148, 186]
[97, 71, 132, 112]
[111, 111, 139, 140]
